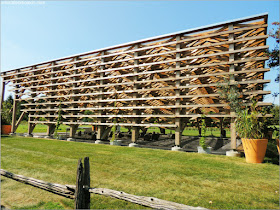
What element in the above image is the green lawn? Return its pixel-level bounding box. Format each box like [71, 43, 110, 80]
[16, 121, 231, 137]
[16, 121, 92, 133]
[1, 136, 279, 209]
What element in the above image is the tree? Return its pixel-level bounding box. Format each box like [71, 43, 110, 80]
[1, 96, 13, 125]
[1, 95, 28, 125]
[267, 22, 279, 82]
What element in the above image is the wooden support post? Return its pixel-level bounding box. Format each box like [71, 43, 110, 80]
[47, 124, 56, 136]
[11, 94, 17, 133]
[174, 35, 182, 147]
[14, 112, 26, 131]
[28, 121, 35, 135]
[131, 44, 139, 143]
[69, 58, 79, 139]
[75, 159, 84, 209]
[70, 125, 78, 138]
[0, 80, 5, 109]
[220, 118, 223, 138]
[97, 51, 105, 140]
[75, 157, 90, 209]
[229, 24, 237, 149]
[83, 157, 90, 209]
[28, 67, 37, 136]
[11, 72, 19, 133]
[101, 127, 111, 140]
[47, 62, 56, 136]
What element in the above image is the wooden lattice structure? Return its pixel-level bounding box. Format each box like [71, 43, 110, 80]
[0, 13, 271, 149]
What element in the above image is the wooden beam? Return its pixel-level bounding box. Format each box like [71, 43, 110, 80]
[47, 124, 56, 136]
[7, 44, 268, 87]
[11, 75, 19, 133]
[14, 112, 26, 131]
[70, 125, 79, 138]
[28, 121, 179, 128]
[1, 22, 268, 79]
[19, 79, 271, 107]
[11, 57, 269, 93]
[15, 67, 270, 100]
[28, 121, 36, 135]
[229, 24, 237, 150]
[132, 44, 139, 143]
[9, 44, 269, 89]
[175, 35, 182, 147]
[22, 101, 272, 113]
[5, 34, 269, 85]
[0, 80, 5, 109]
[97, 51, 105, 140]
[27, 113, 272, 127]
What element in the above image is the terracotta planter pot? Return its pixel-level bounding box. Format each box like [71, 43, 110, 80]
[1, 125, 12, 134]
[276, 139, 280, 155]
[241, 138, 268, 163]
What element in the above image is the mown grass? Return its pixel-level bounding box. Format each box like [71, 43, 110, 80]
[16, 121, 231, 137]
[15, 121, 92, 133]
[1, 135, 279, 209]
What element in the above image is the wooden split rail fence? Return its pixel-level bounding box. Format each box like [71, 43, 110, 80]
[0, 157, 207, 210]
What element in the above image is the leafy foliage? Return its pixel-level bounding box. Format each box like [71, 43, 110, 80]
[1, 95, 29, 126]
[111, 100, 117, 141]
[199, 114, 208, 149]
[217, 82, 272, 139]
[235, 101, 263, 139]
[217, 80, 243, 113]
[82, 110, 95, 122]
[54, 102, 63, 138]
[267, 22, 279, 82]
[1, 96, 13, 125]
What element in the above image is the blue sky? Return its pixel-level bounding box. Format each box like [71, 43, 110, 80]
[1, 0, 279, 104]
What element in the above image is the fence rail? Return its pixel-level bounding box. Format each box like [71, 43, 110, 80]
[0, 169, 74, 199]
[0, 157, 207, 210]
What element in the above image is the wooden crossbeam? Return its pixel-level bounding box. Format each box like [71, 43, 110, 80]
[1, 22, 267, 79]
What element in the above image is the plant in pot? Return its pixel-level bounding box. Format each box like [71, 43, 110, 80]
[235, 101, 268, 163]
[217, 81, 268, 163]
[197, 114, 211, 154]
[1, 99, 12, 135]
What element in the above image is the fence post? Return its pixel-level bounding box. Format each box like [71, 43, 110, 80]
[75, 159, 84, 209]
[75, 157, 90, 209]
[83, 157, 90, 209]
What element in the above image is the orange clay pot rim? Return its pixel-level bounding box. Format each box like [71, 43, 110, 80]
[241, 138, 268, 140]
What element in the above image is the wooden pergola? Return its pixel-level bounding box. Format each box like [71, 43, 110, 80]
[0, 13, 271, 149]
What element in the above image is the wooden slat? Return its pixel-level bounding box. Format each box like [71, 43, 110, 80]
[8, 45, 268, 88]
[15, 68, 269, 98]
[1, 22, 267, 79]
[19, 79, 270, 107]
[4, 34, 269, 84]
[21, 97, 271, 112]
[28, 113, 273, 126]
[28, 121, 178, 128]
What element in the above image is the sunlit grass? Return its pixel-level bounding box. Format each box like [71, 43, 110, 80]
[1, 135, 279, 209]
[16, 121, 231, 137]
